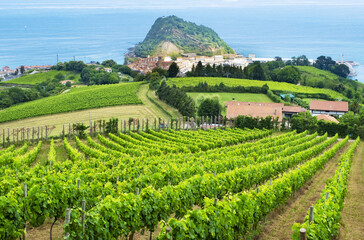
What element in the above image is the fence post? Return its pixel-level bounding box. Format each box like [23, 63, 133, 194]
[32, 127, 35, 143]
[23, 182, 27, 240]
[41, 126, 43, 140]
[37, 127, 40, 142]
[82, 200, 86, 231]
[309, 206, 314, 224]
[65, 208, 71, 238]
[2, 129, 4, 147]
[45, 125, 48, 141]
[299, 228, 306, 240]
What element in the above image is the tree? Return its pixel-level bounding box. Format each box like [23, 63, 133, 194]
[195, 61, 204, 76]
[331, 64, 350, 78]
[54, 73, 65, 81]
[314, 56, 335, 70]
[276, 66, 301, 84]
[65, 81, 72, 87]
[295, 55, 310, 66]
[197, 97, 222, 117]
[245, 62, 267, 80]
[167, 62, 180, 78]
[290, 111, 318, 133]
[101, 59, 117, 67]
[20, 66, 25, 74]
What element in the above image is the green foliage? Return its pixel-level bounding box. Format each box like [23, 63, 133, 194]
[290, 111, 318, 133]
[197, 97, 222, 117]
[168, 77, 346, 100]
[0, 83, 142, 123]
[105, 118, 119, 134]
[167, 62, 180, 78]
[186, 62, 244, 78]
[156, 80, 196, 117]
[235, 115, 276, 130]
[80, 67, 120, 85]
[101, 59, 117, 67]
[245, 62, 267, 80]
[73, 123, 89, 139]
[134, 15, 235, 57]
[3, 70, 80, 85]
[292, 137, 360, 240]
[275, 66, 301, 84]
[291, 111, 364, 138]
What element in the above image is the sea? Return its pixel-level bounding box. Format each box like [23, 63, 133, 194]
[1, 5, 364, 83]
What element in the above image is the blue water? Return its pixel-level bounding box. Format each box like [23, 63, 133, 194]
[1, 6, 364, 82]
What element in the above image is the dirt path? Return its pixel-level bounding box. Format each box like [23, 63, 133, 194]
[250, 142, 350, 240]
[339, 142, 364, 239]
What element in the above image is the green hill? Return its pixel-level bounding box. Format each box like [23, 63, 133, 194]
[168, 77, 347, 100]
[0, 82, 142, 123]
[133, 16, 235, 58]
[2, 70, 81, 85]
[297, 66, 364, 93]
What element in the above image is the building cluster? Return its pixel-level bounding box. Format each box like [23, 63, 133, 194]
[128, 56, 173, 74]
[0, 65, 53, 79]
[225, 100, 348, 124]
[175, 54, 250, 75]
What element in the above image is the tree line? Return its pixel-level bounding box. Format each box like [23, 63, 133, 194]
[156, 81, 196, 117]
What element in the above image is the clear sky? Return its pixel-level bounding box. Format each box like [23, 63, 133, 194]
[2, 0, 364, 9]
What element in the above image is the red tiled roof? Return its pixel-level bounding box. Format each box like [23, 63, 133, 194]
[316, 114, 340, 123]
[282, 106, 306, 113]
[310, 100, 348, 112]
[226, 104, 283, 121]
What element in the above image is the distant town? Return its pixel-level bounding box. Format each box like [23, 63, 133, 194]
[0, 54, 359, 81]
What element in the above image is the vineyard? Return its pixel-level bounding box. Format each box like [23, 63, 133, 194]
[0, 82, 142, 123]
[0, 127, 361, 240]
[2, 71, 81, 85]
[168, 77, 346, 100]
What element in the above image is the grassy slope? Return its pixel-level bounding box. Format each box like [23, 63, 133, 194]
[187, 92, 273, 115]
[0, 84, 179, 137]
[0, 82, 142, 123]
[168, 77, 346, 100]
[297, 66, 340, 82]
[3, 70, 81, 85]
[297, 66, 364, 90]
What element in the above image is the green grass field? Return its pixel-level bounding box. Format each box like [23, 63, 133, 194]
[297, 66, 340, 82]
[188, 92, 273, 106]
[3, 70, 81, 85]
[187, 92, 273, 115]
[168, 77, 346, 100]
[0, 82, 142, 123]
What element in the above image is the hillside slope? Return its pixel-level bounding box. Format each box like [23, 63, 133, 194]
[168, 77, 347, 100]
[133, 16, 235, 57]
[2, 70, 80, 85]
[0, 82, 142, 123]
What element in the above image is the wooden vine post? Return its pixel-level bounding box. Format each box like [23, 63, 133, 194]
[82, 200, 86, 231]
[300, 228, 307, 240]
[166, 226, 172, 240]
[65, 208, 71, 238]
[309, 206, 314, 224]
[23, 182, 27, 240]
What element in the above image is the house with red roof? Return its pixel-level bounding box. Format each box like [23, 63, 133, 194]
[310, 100, 348, 117]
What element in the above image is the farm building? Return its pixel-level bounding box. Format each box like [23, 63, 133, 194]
[225, 101, 305, 121]
[310, 100, 348, 117]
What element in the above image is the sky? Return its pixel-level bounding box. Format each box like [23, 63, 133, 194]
[2, 0, 364, 9]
